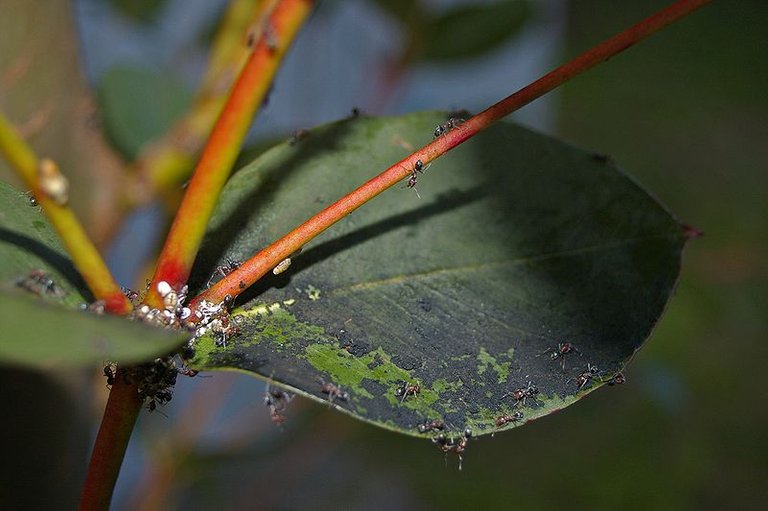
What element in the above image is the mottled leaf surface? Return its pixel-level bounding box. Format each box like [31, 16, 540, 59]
[189, 111, 686, 439]
[0, 180, 186, 367]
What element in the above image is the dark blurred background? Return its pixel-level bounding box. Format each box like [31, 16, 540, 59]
[1, 0, 766, 509]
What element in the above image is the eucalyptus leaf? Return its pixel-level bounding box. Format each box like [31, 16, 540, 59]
[419, 0, 530, 62]
[0, 180, 87, 308]
[99, 66, 193, 159]
[0, 180, 188, 368]
[189, 111, 687, 440]
[0, 290, 188, 368]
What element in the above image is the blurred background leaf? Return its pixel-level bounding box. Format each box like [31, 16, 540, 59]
[109, 0, 168, 22]
[98, 66, 193, 160]
[0, 0, 126, 246]
[418, 1, 531, 62]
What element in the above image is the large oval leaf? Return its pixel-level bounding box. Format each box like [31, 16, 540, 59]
[189, 111, 687, 439]
[0, 180, 188, 367]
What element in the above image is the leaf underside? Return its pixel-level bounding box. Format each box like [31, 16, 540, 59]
[189, 111, 686, 440]
[0, 181, 187, 368]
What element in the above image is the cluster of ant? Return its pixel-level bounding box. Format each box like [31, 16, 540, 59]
[104, 356, 197, 413]
[433, 427, 473, 470]
[264, 384, 294, 426]
[539, 342, 626, 389]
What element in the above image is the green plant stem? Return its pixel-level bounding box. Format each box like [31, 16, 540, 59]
[145, 0, 315, 309]
[0, 112, 132, 314]
[78, 370, 142, 511]
[190, 0, 712, 307]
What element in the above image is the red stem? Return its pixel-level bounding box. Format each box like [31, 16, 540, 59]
[191, 0, 712, 307]
[78, 371, 142, 511]
[145, 0, 315, 308]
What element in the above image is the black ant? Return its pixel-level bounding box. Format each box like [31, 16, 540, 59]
[539, 342, 580, 371]
[502, 381, 539, 407]
[570, 364, 600, 390]
[207, 258, 241, 287]
[103, 365, 115, 387]
[395, 381, 420, 402]
[320, 380, 349, 404]
[605, 372, 626, 386]
[406, 159, 431, 198]
[433, 116, 465, 138]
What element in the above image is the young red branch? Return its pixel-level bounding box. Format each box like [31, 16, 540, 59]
[78, 371, 142, 511]
[190, 0, 712, 308]
[145, 0, 315, 308]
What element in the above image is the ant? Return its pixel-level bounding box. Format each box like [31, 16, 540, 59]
[395, 381, 420, 402]
[570, 364, 600, 390]
[433, 116, 465, 138]
[493, 411, 523, 436]
[417, 419, 445, 433]
[103, 365, 115, 387]
[605, 372, 626, 386]
[433, 430, 471, 471]
[502, 381, 539, 407]
[539, 342, 580, 371]
[320, 380, 349, 405]
[405, 159, 426, 198]
[265, 384, 294, 426]
[16, 269, 65, 297]
[206, 258, 241, 287]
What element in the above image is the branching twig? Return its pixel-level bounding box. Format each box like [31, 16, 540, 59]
[146, 0, 315, 308]
[191, 0, 713, 308]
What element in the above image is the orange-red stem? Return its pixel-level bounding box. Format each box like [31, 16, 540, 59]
[191, 0, 712, 307]
[146, 0, 315, 308]
[78, 371, 142, 511]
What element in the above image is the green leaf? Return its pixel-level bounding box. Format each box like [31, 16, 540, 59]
[98, 66, 193, 159]
[419, 1, 531, 62]
[189, 111, 687, 440]
[0, 180, 187, 368]
[109, 0, 167, 22]
[0, 180, 87, 308]
[0, 289, 187, 368]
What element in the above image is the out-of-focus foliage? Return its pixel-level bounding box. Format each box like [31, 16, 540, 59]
[98, 67, 193, 159]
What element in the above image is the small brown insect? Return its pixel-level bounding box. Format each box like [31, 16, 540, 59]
[606, 372, 626, 386]
[16, 269, 65, 297]
[289, 129, 310, 145]
[321, 380, 349, 404]
[417, 419, 445, 433]
[502, 381, 538, 407]
[540, 342, 581, 371]
[265, 384, 294, 425]
[395, 381, 420, 402]
[572, 364, 600, 390]
[495, 411, 523, 428]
